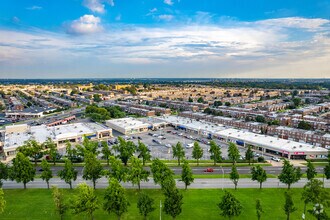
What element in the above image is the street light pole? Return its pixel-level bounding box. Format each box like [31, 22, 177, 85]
[160, 200, 162, 220]
[220, 165, 224, 190]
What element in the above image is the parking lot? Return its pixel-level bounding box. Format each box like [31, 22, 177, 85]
[110, 127, 259, 161]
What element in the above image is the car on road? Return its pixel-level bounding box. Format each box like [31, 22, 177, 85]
[152, 139, 161, 144]
[271, 157, 281, 162]
[137, 136, 142, 140]
[204, 168, 214, 172]
[185, 143, 194, 148]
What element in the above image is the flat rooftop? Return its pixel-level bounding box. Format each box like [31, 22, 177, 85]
[106, 118, 150, 129]
[216, 128, 327, 154]
[158, 115, 227, 133]
[4, 122, 110, 149]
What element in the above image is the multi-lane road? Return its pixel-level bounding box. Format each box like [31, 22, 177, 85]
[2, 177, 330, 189]
[34, 165, 326, 176]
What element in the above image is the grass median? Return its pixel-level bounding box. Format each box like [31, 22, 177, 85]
[2, 188, 330, 219]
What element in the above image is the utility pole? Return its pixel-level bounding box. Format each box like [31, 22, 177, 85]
[160, 200, 162, 220]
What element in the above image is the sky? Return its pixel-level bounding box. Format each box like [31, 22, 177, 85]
[0, 0, 330, 78]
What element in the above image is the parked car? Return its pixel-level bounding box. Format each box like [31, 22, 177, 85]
[204, 168, 214, 172]
[165, 144, 172, 148]
[137, 137, 142, 140]
[148, 133, 153, 136]
[271, 157, 280, 162]
[166, 130, 172, 133]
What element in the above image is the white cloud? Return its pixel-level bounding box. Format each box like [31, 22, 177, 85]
[164, 0, 173, 6]
[1, 17, 330, 78]
[83, 0, 114, 14]
[256, 17, 329, 30]
[26, 6, 43, 10]
[115, 14, 121, 21]
[158, 14, 174, 21]
[66, 15, 103, 35]
[150, 8, 157, 13]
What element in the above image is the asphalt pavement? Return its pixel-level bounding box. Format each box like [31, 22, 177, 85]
[2, 177, 330, 189]
[35, 165, 325, 176]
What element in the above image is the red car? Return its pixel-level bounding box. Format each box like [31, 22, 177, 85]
[204, 168, 214, 172]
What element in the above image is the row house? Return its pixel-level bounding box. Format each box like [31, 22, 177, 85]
[148, 99, 199, 111]
[105, 102, 155, 117]
[118, 101, 171, 115]
[48, 96, 77, 108]
[267, 126, 330, 148]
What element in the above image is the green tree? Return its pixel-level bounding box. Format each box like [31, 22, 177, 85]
[306, 160, 317, 181]
[164, 187, 183, 220]
[137, 192, 156, 220]
[292, 97, 301, 107]
[230, 164, 239, 190]
[209, 140, 221, 165]
[192, 141, 203, 166]
[18, 140, 44, 166]
[245, 146, 254, 165]
[71, 183, 98, 220]
[214, 100, 222, 107]
[137, 141, 151, 166]
[44, 138, 58, 165]
[101, 141, 112, 166]
[10, 152, 36, 189]
[228, 142, 240, 165]
[52, 186, 67, 220]
[113, 137, 136, 166]
[324, 150, 330, 180]
[93, 94, 102, 102]
[255, 115, 266, 123]
[150, 159, 174, 189]
[251, 165, 267, 189]
[188, 97, 193, 102]
[103, 178, 130, 220]
[0, 162, 8, 188]
[278, 160, 302, 189]
[83, 153, 103, 189]
[218, 191, 242, 220]
[128, 156, 149, 190]
[65, 141, 77, 162]
[301, 179, 330, 216]
[225, 102, 231, 107]
[0, 188, 5, 214]
[298, 121, 312, 130]
[256, 199, 263, 220]
[181, 160, 194, 190]
[197, 97, 204, 103]
[58, 159, 77, 189]
[107, 156, 127, 182]
[283, 191, 297, 220]
[40, 159, 53, 189]
[172, 142, 185, 166]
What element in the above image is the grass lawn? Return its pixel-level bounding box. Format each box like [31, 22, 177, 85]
[2, 188, 330, 220]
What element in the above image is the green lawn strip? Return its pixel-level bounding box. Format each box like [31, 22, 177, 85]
[301, 162, 328, 167]
[2, 188, 329, 220]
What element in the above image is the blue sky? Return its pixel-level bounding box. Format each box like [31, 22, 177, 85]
[0, 0, 330, 78]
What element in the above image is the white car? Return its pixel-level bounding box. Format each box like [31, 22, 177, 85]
[185, 143, 194, 148]
[165, 144, 172, 148]
[271, 157, 280, 162]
